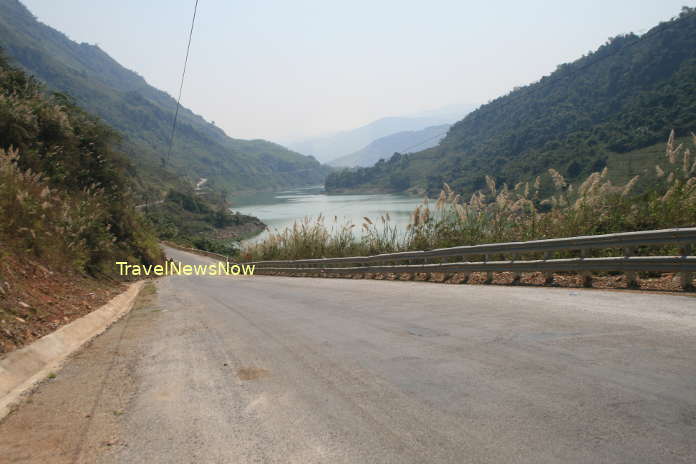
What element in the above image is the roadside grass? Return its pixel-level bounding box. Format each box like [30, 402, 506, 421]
[602, 138, 695, 188]
[242, 132, 696, 262]
[0, 55, 163, 276]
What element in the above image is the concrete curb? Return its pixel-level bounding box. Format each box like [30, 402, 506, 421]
[0, 280, 144, 421]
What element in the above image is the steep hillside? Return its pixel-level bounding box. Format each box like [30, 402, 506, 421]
[0, 0, 329, 196]
[0, 50, 163, 354]
[0, 51, 162, 274]
[326, 7, 696, 195]
[286, 108, 470, 163]
[330, 124, 450, 167]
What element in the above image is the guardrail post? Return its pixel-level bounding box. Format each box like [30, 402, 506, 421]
[484, 254, 493, 284]
[580, 249, 592, 288]
[511, 253, 521, 284]
[624, 247, 639, 289]
[682, 244, 694, 291]
[403, 258, 410, 279]
[542, 252, 554, 284]
[458, 256, 471, 284]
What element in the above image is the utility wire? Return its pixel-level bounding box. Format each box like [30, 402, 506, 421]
[165, 0, 200, 165]
[392, 10, 694, 157]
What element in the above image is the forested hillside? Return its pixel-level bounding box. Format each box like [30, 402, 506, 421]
[326, 7, 696, 195]
[0, 0, 329, 197]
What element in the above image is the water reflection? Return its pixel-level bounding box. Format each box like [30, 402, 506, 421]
[231, 186, 425, 242]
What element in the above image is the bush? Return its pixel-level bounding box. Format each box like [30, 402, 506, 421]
[0, 53, 162, 275]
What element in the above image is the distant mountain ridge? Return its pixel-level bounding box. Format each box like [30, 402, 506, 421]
[0, 0, 329, 195]
[326, 7, 696, 195]
[330, 124, 450, 168]
[286, 104, 472, 163]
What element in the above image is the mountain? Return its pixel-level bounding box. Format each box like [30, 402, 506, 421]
[285, 105, 472, 163]
[0, 0, 329, 196]
[326, 7, 696, 196]
[330, 124, 450, 168]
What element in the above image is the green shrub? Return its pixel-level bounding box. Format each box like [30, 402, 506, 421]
[0, 53, 162, 275]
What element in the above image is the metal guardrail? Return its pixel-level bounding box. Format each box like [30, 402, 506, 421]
[250, 227, 696, 290]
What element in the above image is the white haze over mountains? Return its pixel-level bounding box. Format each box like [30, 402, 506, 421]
[21, 1, 689, 143]
[329, 124, 452, 168]
[281, 103, 475, 163]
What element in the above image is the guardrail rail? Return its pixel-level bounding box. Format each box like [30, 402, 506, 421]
[248, 227, 696, 290]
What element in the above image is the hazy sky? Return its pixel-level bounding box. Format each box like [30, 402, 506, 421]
[22, 0, 691, 141]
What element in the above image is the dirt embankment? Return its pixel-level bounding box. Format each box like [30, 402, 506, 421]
[0, 255, 124, 355]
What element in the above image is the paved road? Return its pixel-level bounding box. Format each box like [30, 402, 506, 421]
[1, 247, 695, 463]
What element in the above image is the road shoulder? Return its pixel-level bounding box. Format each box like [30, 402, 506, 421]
[0, 281, 160, 464]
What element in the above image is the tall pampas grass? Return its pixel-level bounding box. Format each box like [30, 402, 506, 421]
[242, 131, 696, 262]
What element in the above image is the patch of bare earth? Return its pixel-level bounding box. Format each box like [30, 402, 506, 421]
[0, 254, 125, 356]
[0, 282, 160, 463]
[237, 367, 270, 381]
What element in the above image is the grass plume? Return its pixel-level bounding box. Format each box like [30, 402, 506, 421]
[243, 131, 696, 262]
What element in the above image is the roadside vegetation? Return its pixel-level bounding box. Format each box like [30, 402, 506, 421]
[243, 131, 696, 262]
[0, 53, 162, 275]
[145, 188, 265, 256]
[0, 52, 164, 353]
[0, 48, 262, 267]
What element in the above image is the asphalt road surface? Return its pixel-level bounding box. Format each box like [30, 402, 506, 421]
[1, 246, 695, 463]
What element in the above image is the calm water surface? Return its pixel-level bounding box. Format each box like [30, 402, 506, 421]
[231, 186, 425, 242]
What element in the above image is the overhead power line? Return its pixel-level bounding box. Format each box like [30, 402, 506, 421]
[165, 0, 200, 165]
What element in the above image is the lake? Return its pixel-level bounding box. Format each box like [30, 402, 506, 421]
[231, 186, 425, 242]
